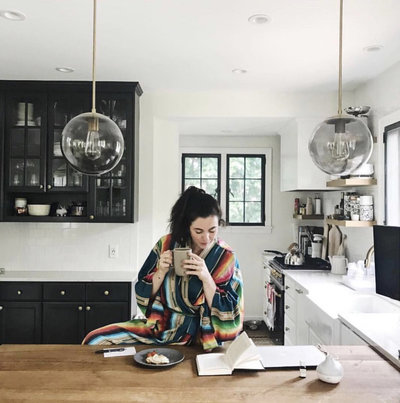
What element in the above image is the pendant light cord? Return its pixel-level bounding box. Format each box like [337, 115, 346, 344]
[338, 0, 343, 116]
[91, 0, 97, 114]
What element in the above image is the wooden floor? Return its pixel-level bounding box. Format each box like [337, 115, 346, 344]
[244, 321, 279, 345]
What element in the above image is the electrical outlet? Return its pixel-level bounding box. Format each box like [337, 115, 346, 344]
[109, 245, 118, 259]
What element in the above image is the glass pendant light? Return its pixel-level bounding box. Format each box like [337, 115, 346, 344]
[61, 0, 124, 175]
[308, 0, 373, 176]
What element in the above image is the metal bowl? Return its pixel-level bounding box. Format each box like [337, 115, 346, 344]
[244, 320, 262, 331]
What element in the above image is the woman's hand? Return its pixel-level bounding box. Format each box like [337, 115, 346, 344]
[157, 250, 172, 275]
[183, 252, 212, 283]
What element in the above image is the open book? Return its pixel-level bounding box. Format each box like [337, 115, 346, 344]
[196, 332, 264, 376]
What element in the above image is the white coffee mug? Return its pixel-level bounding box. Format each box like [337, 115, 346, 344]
[329, 255, 348, 275]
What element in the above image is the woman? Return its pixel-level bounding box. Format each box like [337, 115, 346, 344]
[82, 187, 243, 350]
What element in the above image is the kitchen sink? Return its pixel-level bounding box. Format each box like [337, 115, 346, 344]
[341, 294, 400, 314]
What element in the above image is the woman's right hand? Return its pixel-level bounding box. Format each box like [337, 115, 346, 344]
[157, 250, 172, 274]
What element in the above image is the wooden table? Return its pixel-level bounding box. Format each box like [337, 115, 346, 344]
[0, 344, 399, 402]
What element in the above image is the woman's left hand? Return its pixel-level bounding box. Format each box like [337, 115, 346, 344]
[183, 252, 212, 282]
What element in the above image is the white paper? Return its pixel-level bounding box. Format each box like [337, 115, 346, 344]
[104, 347, 136, 358]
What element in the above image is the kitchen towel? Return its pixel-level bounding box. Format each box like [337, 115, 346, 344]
[265, 283, 276, 331]
[328, 225, 343, 256]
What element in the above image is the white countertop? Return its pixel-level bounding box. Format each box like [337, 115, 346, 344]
[339, 312, 400, 368]
[0, 270, 137, 282]
[284, 269, 400, 368]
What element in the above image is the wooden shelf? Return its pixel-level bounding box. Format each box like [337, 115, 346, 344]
[326, 218, 376, 227]
[293, 214, 324, 220]
[326, 178, 377, 187]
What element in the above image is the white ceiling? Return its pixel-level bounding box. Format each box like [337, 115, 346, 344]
[1, 0, 400, 93]
[1, 1, 400, 136]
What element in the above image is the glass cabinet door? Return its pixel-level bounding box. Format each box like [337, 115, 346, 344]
[6, 95, 46, 191]
[95, 159, 129, 220]
[92, 94, 132, 222]
[47, 94, 89, 192]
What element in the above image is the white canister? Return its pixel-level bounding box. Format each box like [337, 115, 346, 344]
[15, 198, 27, 208]
[359, 195, 374, 221]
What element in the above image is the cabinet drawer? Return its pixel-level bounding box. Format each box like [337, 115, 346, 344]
[285, 276, 306, 297]
[284, 314, 296, 341]
[0, 282, 42, 300]
[43, 283, 85, 301]
[284, 292, 296, 321]
[86, 282, 130, 301]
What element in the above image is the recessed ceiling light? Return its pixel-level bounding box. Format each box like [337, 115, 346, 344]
[363, 45, 384, 53]
[232, 69, 247, 74]
[0, 10, 26, 21]
[56, 67, 75, 73]
[248, 14, 270, 25]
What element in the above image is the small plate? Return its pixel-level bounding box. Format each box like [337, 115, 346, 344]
[134, 348, 184, 368]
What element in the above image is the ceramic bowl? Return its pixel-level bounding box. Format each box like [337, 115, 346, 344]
[27, 204, 51, 216]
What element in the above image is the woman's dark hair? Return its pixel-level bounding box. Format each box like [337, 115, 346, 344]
[169, 186, 223, 246]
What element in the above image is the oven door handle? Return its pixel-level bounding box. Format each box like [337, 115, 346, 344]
[273, 290, 282, 298]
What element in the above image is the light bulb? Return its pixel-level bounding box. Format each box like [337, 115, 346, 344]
[85, 130, 102, 160]
[84, 117, 101, 160]
[309, 114, 373, 175]
[61, 112, 124, 175]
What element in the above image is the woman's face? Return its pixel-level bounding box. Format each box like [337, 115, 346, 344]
[189, 215, 219, 253]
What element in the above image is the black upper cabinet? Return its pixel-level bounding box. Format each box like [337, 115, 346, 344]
[0, 81, 142, 223]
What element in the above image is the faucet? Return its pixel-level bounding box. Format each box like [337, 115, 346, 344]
[364, 245, 375, 268]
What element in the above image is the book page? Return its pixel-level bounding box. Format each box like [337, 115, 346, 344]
[196, 353, 232, 376]
[226, 332, 259, 369]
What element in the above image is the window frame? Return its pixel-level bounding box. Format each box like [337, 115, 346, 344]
[180, 146, 272, 232]
[383, 120, 400, 226]
[181, 153, 221, 202]
[226, 154, 266, 226]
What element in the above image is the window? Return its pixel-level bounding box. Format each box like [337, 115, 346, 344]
[181, 150, 270, 228]
[227, 155, 265, 225]
[384, 121, 400, 225]
[181, 154, 221, 201]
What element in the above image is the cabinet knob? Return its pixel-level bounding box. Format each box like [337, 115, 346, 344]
[89, 215, 95, 220]
[40, 184, 44, 189]
[86, 306, 91, 311]
[285, 285, 290, 290]
[295, 288, 304, 294]
[47, 184, 52, 189]
[285, 327, 290, 332]
[17, 290, 22, 295]
[0, 306, 3, 311]
[104, 290, 109, 296]
[78, 306, 83, 311]
[60, 290, 66, 296]
[285, 305, 290, 309]
[263, 311, 267, 315]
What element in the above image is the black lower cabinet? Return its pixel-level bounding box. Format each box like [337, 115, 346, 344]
[42, 302, 86, 344]
[0, 301, 42, 343]
[0, 281, 131, 344]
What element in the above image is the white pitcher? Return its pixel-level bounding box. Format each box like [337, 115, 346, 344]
[328, 255, 348, 275]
